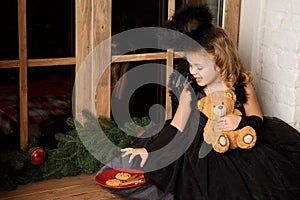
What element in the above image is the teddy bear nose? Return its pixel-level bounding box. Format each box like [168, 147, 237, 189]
[218, 105, 223, 109]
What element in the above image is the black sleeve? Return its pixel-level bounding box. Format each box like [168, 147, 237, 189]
[237, 115, 263, 131]
[145, 124, 180, 152]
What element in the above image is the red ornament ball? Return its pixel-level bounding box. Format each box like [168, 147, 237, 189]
[29, 147, 46, 165]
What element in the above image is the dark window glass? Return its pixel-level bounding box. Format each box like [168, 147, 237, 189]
[0, 0, 19, 60]
[112, 0, 168, 55]
[28, 65, 74, 149]
[112, 0, 167, 35]
[0, 68, 19, 150]
[176, 0, 224, 26]
[111, 60, 166, 123]
[111, 1, 168, 121]
[27, 0, 75, 58]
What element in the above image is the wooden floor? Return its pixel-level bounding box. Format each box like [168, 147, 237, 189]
[0, 173, 124, 200]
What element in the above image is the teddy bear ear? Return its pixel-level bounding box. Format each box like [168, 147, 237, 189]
[197, 98, 206, 111]
[226, 90, 237, 101]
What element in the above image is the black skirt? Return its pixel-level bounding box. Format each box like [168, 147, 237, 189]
[100, 116, 300, 200]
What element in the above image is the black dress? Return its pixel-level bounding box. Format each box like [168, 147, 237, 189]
[99, 75, 300, 200]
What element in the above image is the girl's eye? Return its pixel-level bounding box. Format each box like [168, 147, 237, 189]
[190, 65, 203, 70]
[194, 66, 203, 70]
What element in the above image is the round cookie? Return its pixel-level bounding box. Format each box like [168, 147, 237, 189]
[105, 178, 122, 186]
[115, 171, 131, 181]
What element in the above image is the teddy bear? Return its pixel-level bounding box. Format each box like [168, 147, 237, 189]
[197, 90, 257, 153]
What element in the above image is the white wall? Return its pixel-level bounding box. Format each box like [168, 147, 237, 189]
[238, 0, 300, 131]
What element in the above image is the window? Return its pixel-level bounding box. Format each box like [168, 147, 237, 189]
[0, 0, 240, 150]
[0, 0, 75, 150]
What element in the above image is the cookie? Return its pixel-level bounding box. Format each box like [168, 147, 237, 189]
[115, 171, 131, 181]
[105, 178, 122, 186]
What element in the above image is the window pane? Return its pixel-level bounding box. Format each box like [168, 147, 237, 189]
[112, 0, 167, 35]
[0, 0, 19, 60]
[27, 0, 75, 58]
[176, 0, 224, 26]
[28, 65, 74, 149]
[111, 60, 166, 123]
[112, 0, 168, 55]
[0, 68, 19, 150]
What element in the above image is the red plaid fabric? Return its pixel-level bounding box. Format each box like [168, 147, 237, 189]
[0, 75, 72, 135]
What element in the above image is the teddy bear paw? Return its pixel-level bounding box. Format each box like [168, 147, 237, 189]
[213, 135, 230, 153]
[219, 136, 228, 146]
[237, 126, 257, 149]
[243, 134, 254, 144]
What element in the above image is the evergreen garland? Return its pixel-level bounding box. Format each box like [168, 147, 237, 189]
[0, 111, 153, 190]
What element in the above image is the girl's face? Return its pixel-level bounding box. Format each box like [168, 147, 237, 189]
[186, 50, 221, 87]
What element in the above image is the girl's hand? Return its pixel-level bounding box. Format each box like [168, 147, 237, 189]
[121, 148, 149, 168]
[217, 114, 242, 131]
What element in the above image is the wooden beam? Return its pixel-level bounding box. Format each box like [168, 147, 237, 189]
[28, 57, 76, 67]
[76, 0, 94, 122]
[112, 52, 184, 63]
[166, 49, 174, 119]
[112, 52, 167, 63]
[168, 0, 175, 19]
[223, 0, 241, 46]
[0, 60, 19, 68]
[18, 0, 28, 150]
[94, 0, 111, 118]
[76, 0, 111, 122]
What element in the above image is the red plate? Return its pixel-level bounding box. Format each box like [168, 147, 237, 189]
[95, 168, 146, 189]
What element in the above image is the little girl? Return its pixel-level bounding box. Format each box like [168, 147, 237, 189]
[103, 5, 300, 200]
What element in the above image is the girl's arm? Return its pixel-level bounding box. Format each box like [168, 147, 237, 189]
[121, 85, 194, 167]
[217, 83, 263, 131]
[171, 86, 194, 132]
[243, 83, 263, 120]
[235, 83, 263, 131]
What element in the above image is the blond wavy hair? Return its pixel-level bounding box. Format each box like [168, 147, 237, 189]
[205, 27, 253, 90]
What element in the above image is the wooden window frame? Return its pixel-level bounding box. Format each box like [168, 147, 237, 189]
[0, 0, 76, 150]
[0, 0, 240, 150]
